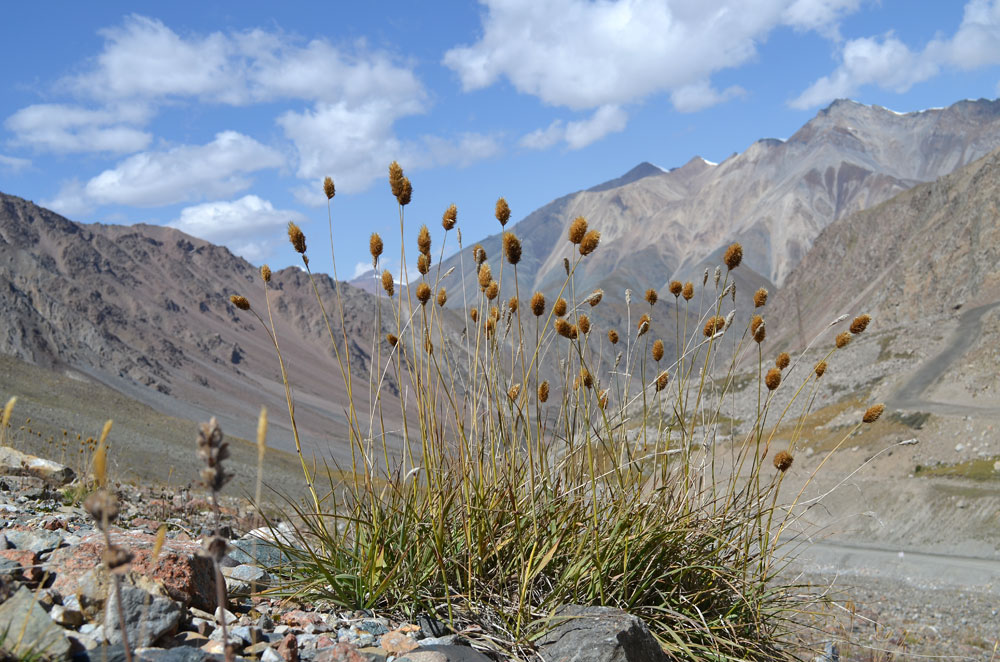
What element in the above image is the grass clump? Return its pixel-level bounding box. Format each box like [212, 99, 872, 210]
[230, 164, 875, 660]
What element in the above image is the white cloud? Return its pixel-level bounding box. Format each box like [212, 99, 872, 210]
[81, 131, 283, 207]
[0, 154, 30, 172]
[444, 0, 861, 113]
[670, 81, 747, 113]
[5, 104, 151, 154]
[793, 0, 1000, 108]
[169, 195, 307, 260]
[520, 105, 627, 150]
[41, 180, 94, 218]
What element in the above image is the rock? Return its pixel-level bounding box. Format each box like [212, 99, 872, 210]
[380, 630, 419, 655]
[0, 446, 76, 485]
[411, 645, 490, 662]
[139, 647, 224, 662]
[214, 606, 238, 626]
[277, 632, 300, 662]
[4, 527, 66, 553]
[104, 583, 183, 648]
[0, 585, 72, 659]
[314, 642, 378, 662]
[416, 615, 451, 638]
[0, 548, 42, 583]
[263, 647, 287, 662]
[50, 603, 85, 627]
[228, 538, 292, 567]
[399, 652, 447, 662]
[534, 606, 667, 662]
[222, 563, 270, 595]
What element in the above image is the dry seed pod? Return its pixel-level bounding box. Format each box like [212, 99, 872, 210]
[417, 253, 431, 275]
[713, 266, 721, 287]
[637, 313, 651, 336]
[578, 314, 591, 334]
[568, 216, 588, 244]
[598, 390, 609, 410]
[753, 321, 766, 343]
[398, 177, 413, 206]
[555, 318, 573, 338]
[554, 297, 568, 317]
[608, 329, 619, 344]
[485, 281, 499, 300]
[508, 296, 518, 312]
[495, 197, 511, 226]
[655, 371, 669, 392]
[470, 307, 479, 323]
[587, 289, 603, 306]
[580, 368, 593, 389]
[645, 288, 658, 306]
[835, 331, 851, 348]
[260, 265, 271, 282]
[381, 270, 395, 297]
[682, 282, 694, 301]
[230, 295, 250, 311]
[287, 222, 307, 254]
[442, 204, 457, 230]
[652, 339, 664, 362]
[703, 268, 709, 286]
[503, 233, 522, 265]
[538, 381, 550, 403]
[389, 161, 404, 199]
[531, 292, 546, 316]
[753, 287, 768, 308]
[669, 280, 682, 297]
[579, 230, 600, 256]
[478, 263, 492, 290]
[473, 244, 487, 265]
[775, 352, 790, 370]
[765, 367, 781, 391]
[850, 314, 871, 334]
[724, 242, 743, 270]
[773, 451, 793, 472]
[814, 360, 827, 378]
[508, 384, 521, 400]
[416, 282, 431, 305]
[437, 288, 447, 307]
[323, 176, 336, 200]
[386, 333, 398, 347]
[862, 403, 885, 423]
[703, 315, 725, 337]
[417, 225, 431, 255]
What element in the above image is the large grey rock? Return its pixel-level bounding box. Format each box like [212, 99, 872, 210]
[104, 583, 183, 648]
[409, 644, 491, 662]
[0, 446, 75, 485]
[534, 606, 667, 662]
[0, 585, 72, 659]
[4, 528, 66, 553]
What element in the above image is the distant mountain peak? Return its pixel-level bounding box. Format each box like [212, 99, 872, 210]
[587, 161, 665, 193]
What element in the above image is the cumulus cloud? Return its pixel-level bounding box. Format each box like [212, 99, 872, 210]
[169, 195, 306, 248]
[0, 154, 30, 172]
[445, 0, 860, 113]
[793, 0, 1000, 108]
[520, 105, 627, 150]
[5, 104, 152, 154]
[671, 81, 747, 113]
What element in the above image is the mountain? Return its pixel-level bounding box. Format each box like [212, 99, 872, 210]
[436, 98, 1000, 308]
[0, 192, 407, 462]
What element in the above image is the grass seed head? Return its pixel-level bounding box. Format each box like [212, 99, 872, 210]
[495, 197, 511, 226]
[478, 263, 492, 290]
[637, 313, 651, 336]
[485, 318, 495, 336]
[863, 403, 885, 423]
[442, 203, 457, 230]
[503, 232, 522, 265]
[587, 289, 603, 306]
[381, 270, 395, 297]
[417, 253, 431, 275]
[389, 161, 404, 197]
[196, 417, 231, 493]
[485, 280, 499, 300]
[751, 314, 764, 335]
[655, 370, 669, 392]
[773, 451, 793, 472]
[554, 297, 568, 316]
[531, 292, 546, 316]
[775, 352, 790, 370]
[287, 222, 307, 254]
[579, 230, 600, 256]
[682, 282, 694, 300]
[555, 318, 573, 338]
[323, 176, 336, 200]
[508, 295, 518, 312]
[1, 397, 15, 430]
[850, 314, 871, 334]
[608, 329, 619, 344]
[814, 360, 827, 378]
[714, 265, 722, 287]
[645, 288, 658, 306]
[568, 216, 588, 244]
[437, 288, 448, 307]
[230, 295, 250, 311]
[473, 244, 487, 265]
[470, 307, 479, 322]
[669, 280, 683, 296]
[598, 389, 609, 409]
[835, 331, 852, 348]
[724, 242, 743, 270]
[260, 265, 271, 282]
[765, 367, 782, 391]
[754, 323, 767, 343]
[703, 315, 725, 337]
[577, 314, 591, 334]
[398, 177, 413, 206]
[537, 381, 549, 403]
[417, 225, 431, 255]
[580, 367, 593, 389]
[508, 383, 521, 400]
[386, 333, 398, 347]
[369, 233, 384, 265]
[652, 339, 664, 362]
[416, 282, 431, 305]
[563, 257, 570, 275]
[754, 287, 768, 308]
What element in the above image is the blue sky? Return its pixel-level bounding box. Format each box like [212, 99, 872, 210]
[3, 1, 1000, 280]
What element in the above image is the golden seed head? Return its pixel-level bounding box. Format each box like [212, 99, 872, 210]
[863, 403, 885, 423]
[417, 225, 431, 255]
[814, 360, 827, 378]
[417, 253, 431, 275]
[580, 367, 593, 389]
[416, 282, 431, 305]
[287, 222, 307, 254]
[751, 314, 763, 335]
[389, 161, 404, 199]
[598, 389, 609, 410]
[724, 242, 743, 270]
[508, 383, 521, 400]
[754, 322, 767, 343]
[473, 244, 487, 265]
[714, 265, 722, 286]
[578, 314, 590, 334]
[568, 324, 579, 339]
[655, 370, 669, 392]
[503, 232, 522, 265]
[645, 288, 658, 306]
[230, 294, 250, 311]
[652, 339, 664, 362]
[485, 318, 495, 335]
[437, 288, 447, 307]
[485, 280, 499, 300]
[478, 263, 492, 290]
[703, 315, 725, 337]
[850, 314, 871, 335]
[669, 280, 683, 297]
[381, 270, 395, 297]
[370, 233, 384, 264]
[538, 381, 550, 403]
[608, 329, 619, 344]
[531, 292, 546, 316]
[259, 265, 271, 282]
[508, 296, 518, 313]
[555, 318, 572, 338]
[563, 257, 570, 275]
[553, 297, 567, 317]
[835, 331, 852, 349]
[682, 282, 694, 300]
[754, 287, 768, 308]
[495, 197, 511, 226]
[579, 229, 601, 256]
[573, 376, 581, 391]
[637, 313, 651, 336]
[442, 203, 457, 230]
[773, 451, 793, 472]
[775, 352, 790, 370]
[765, 367, 782, 391]
[568, 216, 588, 244]
[386, 333, 398, 347]
[587, 289, 603, 306]
[323, 176, 336, 200]
[398, 177, 413, 206]
[470, 307, 479, 322]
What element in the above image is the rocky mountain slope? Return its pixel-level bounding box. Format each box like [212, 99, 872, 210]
[0, 192, 407, 462]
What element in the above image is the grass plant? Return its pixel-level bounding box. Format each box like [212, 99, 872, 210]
[227, 163, 882, 661]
